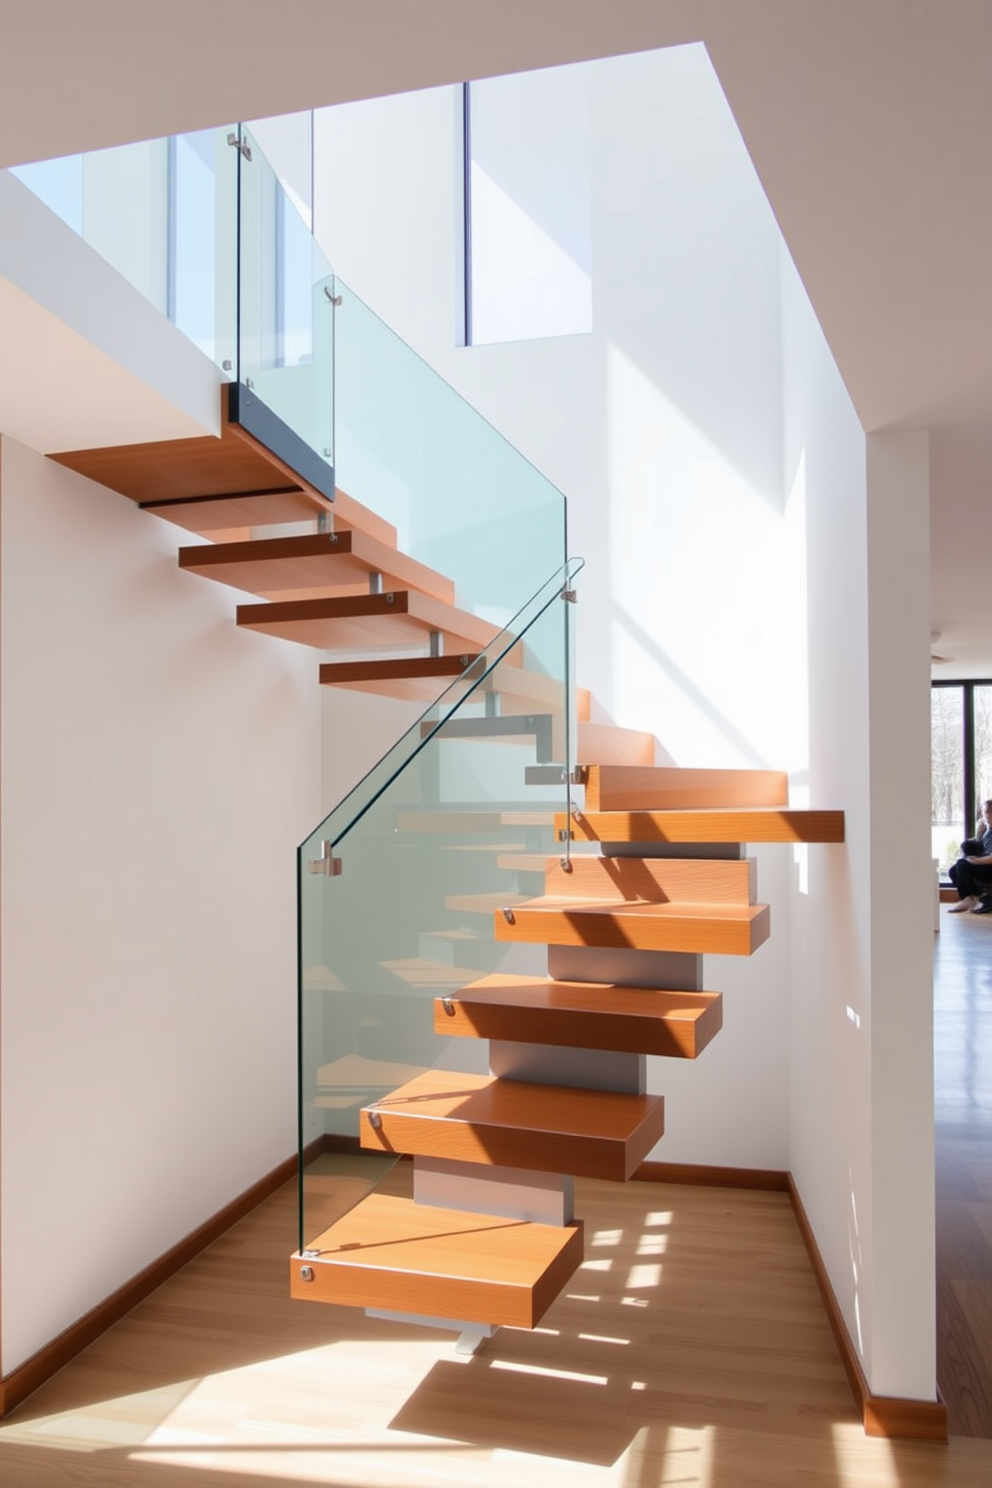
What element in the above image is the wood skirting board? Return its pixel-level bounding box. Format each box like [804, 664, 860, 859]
[0, 1153, 297, 1420]
[0, 1153, 947, 1442]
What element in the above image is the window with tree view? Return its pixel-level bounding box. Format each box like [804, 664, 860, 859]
[932, 681, 992, 874]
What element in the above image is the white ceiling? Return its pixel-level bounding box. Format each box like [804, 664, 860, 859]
[2, 0, 990, 666]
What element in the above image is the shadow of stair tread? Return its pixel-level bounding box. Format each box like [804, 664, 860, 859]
[292, 1192, 584, 1329]
[559, 807, 846, 844]
[236, 589, 504, 653]
[179, 528, 455, 604]
[434, 974, 722, 1058]
[583, 765, 789, 812]
[495, 897, 771, 956]
[359, 1069, 665, 1180]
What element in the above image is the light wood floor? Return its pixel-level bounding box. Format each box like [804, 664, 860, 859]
[935, 908, 992, 1437]
[3, 1164, 992, 1487]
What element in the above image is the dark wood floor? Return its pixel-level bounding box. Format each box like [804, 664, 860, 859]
[935, 909, 992, 1435]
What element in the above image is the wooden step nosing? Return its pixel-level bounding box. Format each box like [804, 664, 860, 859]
[494, 901, 771, 955]
[558, 808, 846, 845]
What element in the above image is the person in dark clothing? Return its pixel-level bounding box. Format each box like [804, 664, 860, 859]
[948, 800, 992, 912]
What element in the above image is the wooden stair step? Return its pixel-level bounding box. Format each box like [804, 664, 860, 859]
[292, 1191, 583, 1329]
[319, 654, 481, 700]
[577, 721, 656, 767]
[179, 529, 454, 604]
[396, 810, 555, 833]
[583, 766, 788, 812]
[559, 807, 846, 845]
[496, 853, 555, 872]
[51, 387, 397, 548]
[445, 891, 530, 915]
[494, 898, 770, 956]
[359, 1069, 665, 1181]
[381, 957, 488, 989]
[236, 590, 503, 654]
[144, 488, 333, 541]
[542, 854, 756, 904]
[434, 974, 723, 1058]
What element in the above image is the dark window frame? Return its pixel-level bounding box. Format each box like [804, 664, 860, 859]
[932, 679, 992, 843]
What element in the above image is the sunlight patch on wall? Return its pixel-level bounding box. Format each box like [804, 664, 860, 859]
[606, 344, 795, 771]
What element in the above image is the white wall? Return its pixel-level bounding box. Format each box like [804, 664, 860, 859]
[782, 262, 935, 1398]
[313, 42, 937, 1400]
[0, 438, 323, 1374]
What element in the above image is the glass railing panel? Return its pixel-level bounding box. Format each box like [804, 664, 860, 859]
[333, 278, 566, 628]
[298, 559, 582, 1254]
[170, 130, 238, 370]
[237, 125, 334, 470]
[11, 128, 238, 373]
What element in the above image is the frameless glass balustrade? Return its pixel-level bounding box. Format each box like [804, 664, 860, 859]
[298, 559, 581, 1254]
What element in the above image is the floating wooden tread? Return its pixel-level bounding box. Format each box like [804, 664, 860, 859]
[396, 810, 555, 834]
[496, 853, 554, 872]
[291, 1192, 583, 1329]
[143, 488, 333, 540]
[583, 766, 788, 812]
[435, 974, 723, 1058]
[559, 807, 845, 844]
[381, 957, 488, 989]
[50, 388, 396, 547]
[179, 529, 454, 604]
[494, 898, 770, 956]
[236, 590, 503, 654]
[359, 1069, 665, 1181]
[319, 654, 481, 700]
[542, 854, 756, 905]
[444, 891, 530, 915]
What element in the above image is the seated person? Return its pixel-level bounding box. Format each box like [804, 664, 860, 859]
[949, 800, 992, 912]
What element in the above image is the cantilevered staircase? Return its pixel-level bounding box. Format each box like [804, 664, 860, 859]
[35, 121, 845, 1356]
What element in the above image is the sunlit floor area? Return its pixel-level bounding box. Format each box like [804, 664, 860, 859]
[4, 1166, 992, 1488]
[935, 908, 992, 1436]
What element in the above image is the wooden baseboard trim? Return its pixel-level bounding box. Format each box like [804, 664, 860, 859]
[787, 1175, 948, 1443]
[0, 1152, 297, 1420]
[634, 1160, 790, 1191]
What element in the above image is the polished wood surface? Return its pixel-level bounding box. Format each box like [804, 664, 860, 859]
[50, 390, 398, 546]
[319, 652, 480, 698]
[495, 897, 771, 956]
[143, 485, 323, 537]
[50, 426, 299, 504]
[543, 853, 757, 904]
[4, 1171, 991, 1485]
[561, 806, 847, 844]
[583, 765, 789, 812]
[0, 1153, 297, 1419]
[292, 1192, 584, 1328]
[179, 527, 455, 603]
[237, 587, 502, 652]
[435, 974, 723, 1058]
[935, 910, 992, 1437]
[359, 1068, 665, 1180]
